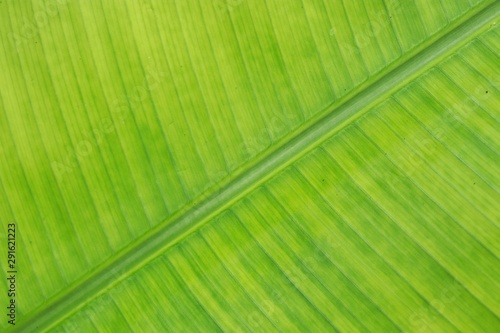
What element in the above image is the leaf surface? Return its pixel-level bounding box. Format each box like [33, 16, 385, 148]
[0, 0, 498, 331]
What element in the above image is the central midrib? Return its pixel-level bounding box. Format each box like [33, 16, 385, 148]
[15, 2, 498, 332]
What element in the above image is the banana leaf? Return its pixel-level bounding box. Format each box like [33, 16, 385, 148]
[0, 0, 498, 331]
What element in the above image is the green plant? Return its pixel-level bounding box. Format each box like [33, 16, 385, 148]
[0, 0, 498, 331]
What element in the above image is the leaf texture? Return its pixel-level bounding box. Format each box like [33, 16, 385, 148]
[0, 0, 498, 331]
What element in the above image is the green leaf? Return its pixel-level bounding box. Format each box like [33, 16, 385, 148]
[0, 0, 498, 331]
